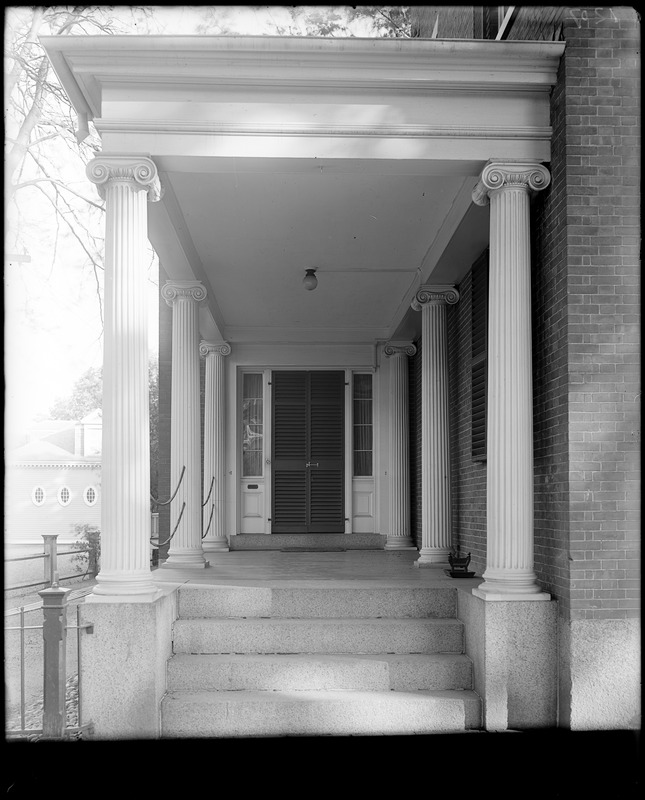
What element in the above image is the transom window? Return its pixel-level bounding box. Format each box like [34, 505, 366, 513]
[32, 486, 46, 506]
[353, 373, 373, 477]
[58, 486, 71, 506]
[84, 486, 97, 506]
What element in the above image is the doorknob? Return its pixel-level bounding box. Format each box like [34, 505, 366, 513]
[306, 462, 319, 468]
[266, 459, 271, 465]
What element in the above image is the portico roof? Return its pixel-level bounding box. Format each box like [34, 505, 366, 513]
[41, 35, 565, 346]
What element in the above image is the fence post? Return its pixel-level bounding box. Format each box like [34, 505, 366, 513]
[38, 583, 71, 739]
[42, 533, 60, 587]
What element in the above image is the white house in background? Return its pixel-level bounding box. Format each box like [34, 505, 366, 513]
[4, 410, 102, 547]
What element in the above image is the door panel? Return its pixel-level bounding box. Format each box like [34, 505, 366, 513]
[272, 371, 345, 533]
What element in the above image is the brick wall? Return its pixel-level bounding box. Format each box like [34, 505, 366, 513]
[558, 7, 640, 621]
[448, 271, 487, 574]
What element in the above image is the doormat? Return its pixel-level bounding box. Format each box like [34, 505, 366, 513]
[281, 547, 347, 552]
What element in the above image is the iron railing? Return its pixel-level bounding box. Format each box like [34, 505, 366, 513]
[5, 533, 94, 593]
[5, 586, 94, 740]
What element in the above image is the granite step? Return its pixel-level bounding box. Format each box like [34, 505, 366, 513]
[167, 652, 473, 692]
[161, 688, 481, 737]
[173, 617, 464, 655]
[177, 584, 457, 619]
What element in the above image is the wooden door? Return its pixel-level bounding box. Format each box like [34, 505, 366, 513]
[271, 371, 345, 533]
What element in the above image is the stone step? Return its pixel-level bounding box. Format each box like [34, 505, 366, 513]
[177, 585, 457, 619]
[161, 688, 481, 737]
[173, 617, 464, 655]
[167, 652, 473, 692]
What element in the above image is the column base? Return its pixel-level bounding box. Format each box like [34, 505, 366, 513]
[414, 547, 451, 567]
[86, 571, 162, 603]
[472, 584, 551, 602]
[473, 569, 551, 601]
[160, 552, 210, 569]
[384, 536, 417, 550]
[202, 540, 230, 553]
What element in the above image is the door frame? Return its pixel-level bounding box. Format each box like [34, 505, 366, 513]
[237, 365, 369, 535]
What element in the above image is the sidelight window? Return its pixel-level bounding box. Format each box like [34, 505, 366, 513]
[242, 373, 263, 477]
[353, 373, 373, 477]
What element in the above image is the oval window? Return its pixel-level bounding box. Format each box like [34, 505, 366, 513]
[32, 486, 46, 506]
[84, 486, 97, 506]
[58, 486, 71, 506]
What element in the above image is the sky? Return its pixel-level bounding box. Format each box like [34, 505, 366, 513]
[3, 6, 386, 440]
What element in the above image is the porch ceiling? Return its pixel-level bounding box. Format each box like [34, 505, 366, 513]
[152, 161, 487, 344]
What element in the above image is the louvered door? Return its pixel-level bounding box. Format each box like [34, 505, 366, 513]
[272, 371, 345, 533]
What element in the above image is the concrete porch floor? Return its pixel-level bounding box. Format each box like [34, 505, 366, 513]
[152, 549, 484, 591]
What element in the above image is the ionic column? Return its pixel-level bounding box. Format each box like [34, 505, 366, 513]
[85, 155, 162, 602]
[411, 285, 459, 567]
[471, 160, 551, 601]
[161, 281, 209, 568]
[383, 342, 417, 550]
[200, 341, 231, 552]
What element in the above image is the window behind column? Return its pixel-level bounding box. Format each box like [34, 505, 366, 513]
[471, 248, 489, 462]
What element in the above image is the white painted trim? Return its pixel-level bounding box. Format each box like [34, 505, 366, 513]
[96, 119, 554, 141]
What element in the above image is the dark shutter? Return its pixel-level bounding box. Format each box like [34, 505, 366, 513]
[471, 249, 489, 462]
[272, 371, 345, 533]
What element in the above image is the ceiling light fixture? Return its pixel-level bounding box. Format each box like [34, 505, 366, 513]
[303, 268, 318, 291]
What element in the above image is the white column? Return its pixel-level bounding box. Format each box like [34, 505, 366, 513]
[160, 281, 209, 568]
[411, 285, 459, 567]
[85, 155, 162, 602]
[383, 342, 417, 550]
[200, 341, 231, 552]
[472, 160, 551, 601]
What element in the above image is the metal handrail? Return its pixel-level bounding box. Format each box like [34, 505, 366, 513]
[202, 476, 214, 508]
[150, 501, 185, 548]
[150, 465, 185, 507]
[202, 503, 215, 539]
[149, 465, 187, 548]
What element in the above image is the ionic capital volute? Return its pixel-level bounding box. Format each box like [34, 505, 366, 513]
[411, 285, 460, 312]
[472, 160, 551, 206]
[383, 341, 417, 358]
[86, 155, 163, 201]
[162, 280, 207, 306]
[199, 341, 232, 358]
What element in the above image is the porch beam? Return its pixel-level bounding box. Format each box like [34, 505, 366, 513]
[472, 160, 551, 601]
[383, 342, 417, 550]
[200, 341, 232, 552]
[85, 155, 162, 602]
[411, 286, 460, 566]
[161, 280, 210, 568]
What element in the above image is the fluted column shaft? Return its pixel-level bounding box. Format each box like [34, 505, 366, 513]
[161, 281, 209, 568]
[200, 342, 231, 552]
[384, 343, 417, 550]
[85, 156, 162, 602]
[472, 160, 551, 600]
[412, 286, 459, 566]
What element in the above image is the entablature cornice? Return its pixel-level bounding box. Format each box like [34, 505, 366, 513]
[41, 36, 564, 131]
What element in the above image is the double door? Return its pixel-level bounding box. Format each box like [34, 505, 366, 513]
[271, 371, 345, 533]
